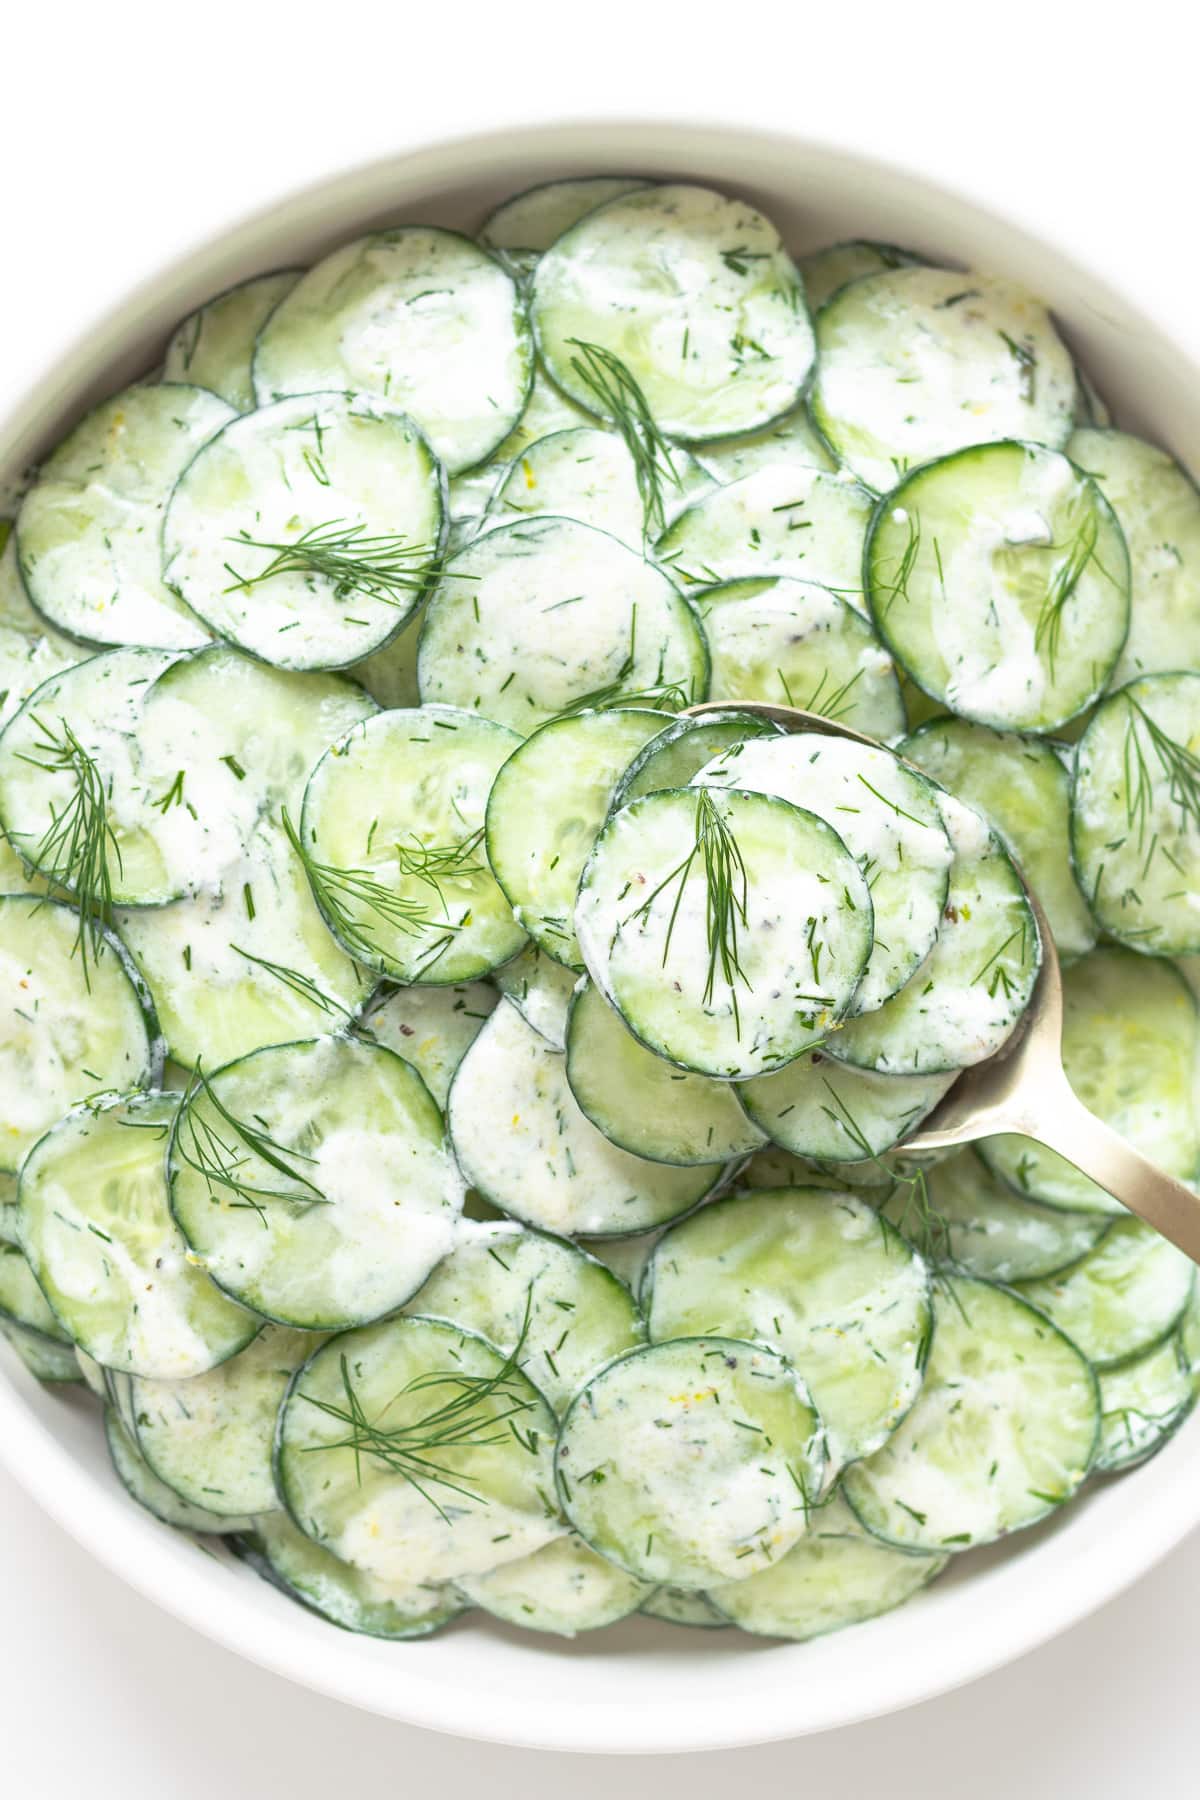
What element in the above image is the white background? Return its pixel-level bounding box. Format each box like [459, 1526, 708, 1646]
[2, 5, 1198, 1791]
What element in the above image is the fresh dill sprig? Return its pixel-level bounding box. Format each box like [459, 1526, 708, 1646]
[634, 788, 753, 1037]
[1033, 510, 1110, 679]
[230, 945, 357, 1021]
[223, 520, 438, 610]
[281, 810, 463, 968]
[547, 604, 695, 720]
[15, 714, 121, 988]
[565, 339, 684, 537]
[393, 827, 488, 902]
[817, 1077, 953, 1269]
[777, 663, 865, 725]
[874, 510, 921, 616]
[174, 1065, 328, 1227]
[298, 1298, 539, 1523]
[1121, 691, 1200, 857]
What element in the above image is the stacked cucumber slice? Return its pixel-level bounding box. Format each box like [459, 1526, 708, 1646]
[0, 171, 1196, 1652]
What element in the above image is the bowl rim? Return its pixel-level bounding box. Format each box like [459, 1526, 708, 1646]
[1, 115, 1198, 1755]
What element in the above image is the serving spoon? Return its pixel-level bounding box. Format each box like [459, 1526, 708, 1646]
[685, 699, 1200, 1266]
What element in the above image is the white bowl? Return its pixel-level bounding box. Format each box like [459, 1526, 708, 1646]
[1, 120, 1198, 1755]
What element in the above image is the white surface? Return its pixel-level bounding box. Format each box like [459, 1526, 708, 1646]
[2, 0, 1199, 1784]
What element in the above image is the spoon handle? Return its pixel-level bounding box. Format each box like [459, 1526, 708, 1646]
[1024, 1087, 1200, 1265]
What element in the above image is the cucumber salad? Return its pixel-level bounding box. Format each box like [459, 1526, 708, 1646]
[0, 172, 1198, 1649]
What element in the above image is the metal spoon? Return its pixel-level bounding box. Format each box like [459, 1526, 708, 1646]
[685, 699, 1200, 1265]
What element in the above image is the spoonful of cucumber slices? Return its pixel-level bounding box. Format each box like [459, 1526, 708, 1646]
[687, 698, 1200, 1265]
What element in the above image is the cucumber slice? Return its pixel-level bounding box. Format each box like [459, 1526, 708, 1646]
[556, 1336, 826, 1586]
[163, 270, 301, 412]
[1071, 674, 1200, 953]
[886, 1148, 1111, 1283]
[20, 1092, 256, 1378]
[1, 1318, 82, 1383]
[239, 1511, 463, 1638]
[276, 1315, 562, 1584]
[0, 526, 49, 635]
[163, 393, 445, 671]
[586, 1227, 663, 1298]
[486, 706, 669, 968]
[979, 948, 1199, 1213]
[299, 706, 526, 982]
[830, 795, 1040, 1075]
[692, 577, 906, 742]
[902, 715, 1097, 960]
[480, 178, 650, 253]
[0, 1172, 18, 1246]
[446, 370, 594, 530]
[358, 980, 498, 1106]
[406, 1218, 643, 1413]
[640, 1587, 729, 1628]
[656, 465, 872, 607]
[1096, 1334, 1195, 1473]
[1018, 1218, 1195, 1368]
[610, 708, 783, 810]
[75, 1347, 108, 1394]
[418, 517, 710, 731]
[691, 407, 836, 485]
[16, 383, 234, 648]
[579, 787, 873, 1080]
[1069, 427, 1200, 685]
[533, 184, 815, 442]
[169, 1036, 463, 1330]
[565, 978, 765, 1166]
[697, 731, 953, 1013]
[739, 1051, 954, 1162]
[487, 427, 711, 548]
[799, 240, 927, 313]
[351, 609, 422, 710]
[254, 229, 532, 475]
[735, 1145, 837, 1192]
[841, 1277, 1098, 1552]
[457, 1531, 651, 1636]
[0, 619, 80, 729]
[0, 1241, 70, 1343]
[867, 443, 1130, 733]
[131, 1322, 319, 1516]
[813, 270, 1076, 493]
[709, 1492, 945, 1641]
[0, 894, 158, 1173]
[448, 999, 721, 1236]
[105, 1409, 252, 1533]
[492, 943, 578, 1049]
[644, 1186, 931, 1467]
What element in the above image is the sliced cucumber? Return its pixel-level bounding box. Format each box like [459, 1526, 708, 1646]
[640, 1586, 729, 1628]
[17, 383, 234, 648]
[830, 795, 1040, 1075]
[868, 443, 1130, 733]
[1069, 427, 1200, 685]
[0, 619, 80, 729]
[1, 1318, 82, 1383]
[902, 715, 1097, 960]
[692, 577, 905, 743]
[405, 1218, 642, 1414]
[20, 1092, 256, 1379]
[0, 1172, 18, 1246]
[1018, 1217, 1194, 1368]
[979, 948, 1199, 1213]
[697, 731, 952, 1013]
[644, 1185, 931, 1467]
[0, 894, 158, 1173]
[492, 943, 579, 1049]
[418, 517, 709, 731]
[351, 609, 422, 710]
[163, 392, 445, 671]
[1096, 1334, 1195, 1473]
[709, 1492, 945, 1642]
[656, 465, 872, 607]
[299, 705, 526, 982]
[131, 1323, 318, 1516]
[841, 1277, 1098, 1553]
[1071, 674, 1200, 954]
[486, 706, 668, 968]
[487, 427, 711, 548]
[241, 1510, 463, 1638]
[358, 980, 498, 1106]
[579, 787, 872, 1080]
[557, 1336, 826, 1586]
[447, 999, 721, 1236]
[533, 184, 814, 443]
[446, 370, 594, 529]
[565, 977, 765, 1166]
[457, 1532, 652, 1636]
[813, 270, 1076, 493]
[0, 526, 50, 635]
[169, 1036, 463, 1331]
[739, 1050, 953, 1162]
[610, 708, 783, 810]
[480, 177, 650, 253]
[105, 1409, 252, 1533]
[0, 1241, 70, 1343]
[276, 1315, 562, 1584]
[691, 407, 836, 485]
[163, 270, 301, 412]
[799, 240, 927, 313]
[253, 228, 532, 475]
